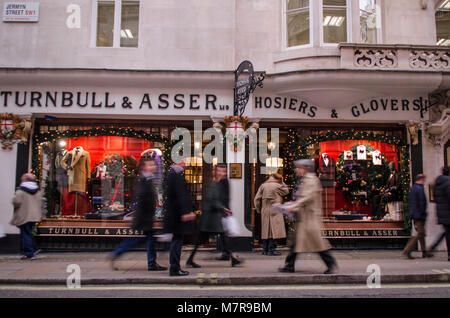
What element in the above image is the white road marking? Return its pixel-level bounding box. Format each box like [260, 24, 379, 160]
[0, 283, 449, 292]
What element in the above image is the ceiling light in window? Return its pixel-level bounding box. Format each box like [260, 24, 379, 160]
[439, 0, 450, 9]
[120, 29, 127, 38]
[437, 38, 445, 45]
[324, 15, 332, 26]
[125, 29, 133, 38]
[335, 17, 345, 26]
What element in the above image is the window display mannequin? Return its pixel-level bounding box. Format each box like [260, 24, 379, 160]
[61, 146, 91, 216]
[371, 162, 400, 220]
[316, 152, 336, 217]
[55, 146, 68, 215]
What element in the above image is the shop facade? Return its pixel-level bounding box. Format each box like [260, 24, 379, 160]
[0, 0, 449, 252]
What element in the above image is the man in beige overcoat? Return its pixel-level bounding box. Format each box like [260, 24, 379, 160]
[254, 173, 289, 256]
[10, 173, 43, 260]
[279, 159, 337, 274]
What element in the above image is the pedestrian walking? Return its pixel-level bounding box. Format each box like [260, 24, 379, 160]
[279, 159, 337, 274]
[254, 173, 289, 256]
[109, 156, 167, 271]
[186, 164, 242, 268]
[163, 159, 197, 276]
[10, 173, 43, 260]
[429, 167, 450, 261]
[402, 174, 434, 259]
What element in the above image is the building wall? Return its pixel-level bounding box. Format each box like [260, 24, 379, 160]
[0, 0, 441, 72]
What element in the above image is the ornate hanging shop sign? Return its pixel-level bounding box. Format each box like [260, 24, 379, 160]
[0, 113, 31, 149]
[233, 60, 265, 117]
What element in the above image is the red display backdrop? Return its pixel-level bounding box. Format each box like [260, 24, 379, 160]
[61, 136, 152, 216]
[319, 140, 399, 216]
[66, 136, 153, 168]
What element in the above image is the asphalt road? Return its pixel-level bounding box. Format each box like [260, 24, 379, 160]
[1, 283, 449, 298]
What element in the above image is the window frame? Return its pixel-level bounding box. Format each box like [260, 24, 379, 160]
[283, 0, 314, 50]
[91, 0, 140, 48]
[319, 0, 352, 47]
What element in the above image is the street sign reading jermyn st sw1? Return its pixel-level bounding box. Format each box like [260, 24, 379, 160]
[233, 61, 265, 117]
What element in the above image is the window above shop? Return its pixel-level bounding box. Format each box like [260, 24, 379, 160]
[283, 0, 385, 52]
[92, 0, 140, 48]
[436, 0, 450, 46]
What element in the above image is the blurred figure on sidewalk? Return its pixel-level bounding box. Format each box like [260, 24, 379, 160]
[279, 159, 337, 274]
[110, 156, 167, 271]
[254, 173, 289, 256]
[163, 159, 197, 276]
[429, 167, 450, 261]
[403, 174, 434, 259]
[186, 164, 243, 268]
[10, 173, 43, 260]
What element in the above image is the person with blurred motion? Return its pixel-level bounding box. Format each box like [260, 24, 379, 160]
[110, 156, 167, 271]
[186, 164, 243, 268]
[429, 167, 450, 261]
[279, 159, 337, 274]
[163, 159, 197, 276]
[403, 174, 434, 259]
[254, 173, 289, 256]
[11, 173, 43, 260]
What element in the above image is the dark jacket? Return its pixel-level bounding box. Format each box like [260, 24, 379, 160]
[199, 182, 226, 233]
[217, 178, 230, 209]
[434, 175, 450, 225]
[131, 177, 156, 232]
[408, 183, 427, 221]
[163, 167, 195, 235]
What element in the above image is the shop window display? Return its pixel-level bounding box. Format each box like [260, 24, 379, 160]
[42, 135, 164, 221]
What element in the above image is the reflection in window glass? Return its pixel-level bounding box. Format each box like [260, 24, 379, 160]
[360, 0, 378, 44]
[323, 0, 347, 44]
[97, 1, 115, 47]
[436, 0, 450, 46]
[286, 0, 310, 47]
[121, 1, 139, 47]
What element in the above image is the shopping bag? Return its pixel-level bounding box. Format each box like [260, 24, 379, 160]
[222, 216, 239, 237]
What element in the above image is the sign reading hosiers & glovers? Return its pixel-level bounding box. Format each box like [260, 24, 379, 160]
[3, 2, 39, 22]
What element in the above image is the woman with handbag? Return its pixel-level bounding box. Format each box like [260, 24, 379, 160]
[186, 164, 243, 268]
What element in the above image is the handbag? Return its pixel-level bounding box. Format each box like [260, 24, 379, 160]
[221, 215, 239, 237]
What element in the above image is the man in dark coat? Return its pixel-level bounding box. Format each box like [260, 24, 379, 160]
[185, 164, 242, 268]
[163, 160, 197, 276]
[403, 174, 433, 259]
[430, 166, 450, 261]
[110, 157, 167, 271]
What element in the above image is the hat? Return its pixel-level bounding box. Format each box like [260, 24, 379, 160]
[294, 159, 314, 169]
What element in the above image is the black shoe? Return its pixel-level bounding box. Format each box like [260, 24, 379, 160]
[170, 270, 189, 276]
[279, 266, 294, 273]
[108, 253, 120, 270]
[215, 255, 231, 261]
[402, 251, 415, 260]
[148, 263, 168, 271]
[324, 263, 338, 274]
[231, 257, 243, 267]
[267, 251, 281, 256]
[262, 251, 268, 255]
[422, 252, 434, 258]
[186, 260, 202, 268]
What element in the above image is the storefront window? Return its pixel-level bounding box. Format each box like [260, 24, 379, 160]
[359, 0, 379, 44]
[436, 0, 450, 46]
[286, 0, 311, 47]
[43, 135, 163, 220]
[322, 0, 348, 44]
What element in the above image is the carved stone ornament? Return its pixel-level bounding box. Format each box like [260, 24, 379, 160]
[224, 116, 248, 152]
[353, 49, 398, 68]
[0, 113, 32, 149]
[407, 123, 420, 146]
[409, 50, 450, 70]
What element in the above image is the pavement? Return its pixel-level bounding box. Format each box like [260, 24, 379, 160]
[0, 249, 449, 286]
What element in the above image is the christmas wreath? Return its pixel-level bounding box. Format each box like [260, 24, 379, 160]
[336, 144, 391, 206]
[91, 154, 138, 179]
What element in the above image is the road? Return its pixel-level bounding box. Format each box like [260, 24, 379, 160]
[0, 283, 449, 298]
